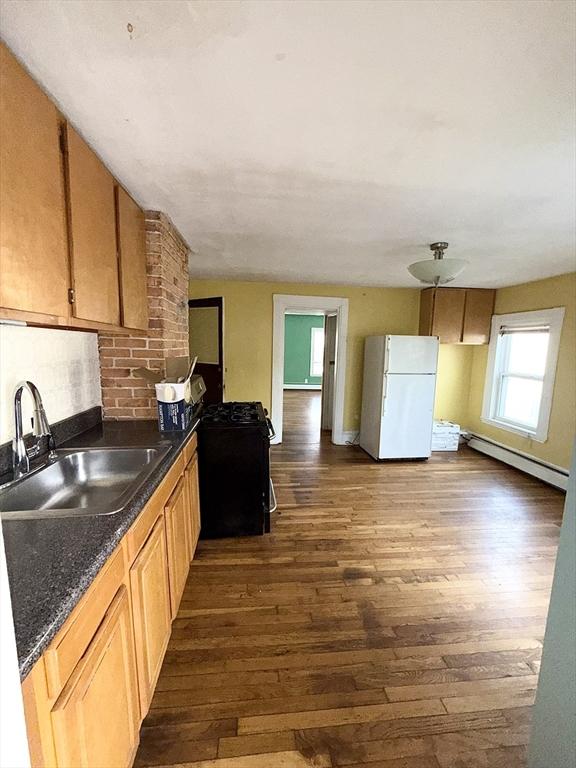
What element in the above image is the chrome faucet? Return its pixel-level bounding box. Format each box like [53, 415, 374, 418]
[12, 381, 56, 479]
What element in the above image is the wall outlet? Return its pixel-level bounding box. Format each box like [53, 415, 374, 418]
[304, 377, 308, 383]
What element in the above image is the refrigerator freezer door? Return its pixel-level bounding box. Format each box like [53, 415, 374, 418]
[385, 336, 439, 374]
[378, 374, 436, 459]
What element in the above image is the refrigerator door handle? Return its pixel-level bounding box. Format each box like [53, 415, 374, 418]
[381, 376, 387, 416]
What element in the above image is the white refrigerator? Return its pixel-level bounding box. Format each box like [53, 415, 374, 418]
[359, 335, 439, 460]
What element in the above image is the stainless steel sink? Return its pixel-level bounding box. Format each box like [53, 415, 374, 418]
[0, 446, 171, 520]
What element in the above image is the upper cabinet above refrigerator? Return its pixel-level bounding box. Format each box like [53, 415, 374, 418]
[419, 287, 495, 344]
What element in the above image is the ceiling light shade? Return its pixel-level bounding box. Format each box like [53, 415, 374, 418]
[408, 242, 468, 286]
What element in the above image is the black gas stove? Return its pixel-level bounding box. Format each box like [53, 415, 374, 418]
[201, 401, 267, 427]
[197, 401, 275, 538]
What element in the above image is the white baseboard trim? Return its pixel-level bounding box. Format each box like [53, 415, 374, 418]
[465, 432, 569, 491]
[283, 384, 322, 390]
[340, 430, 360, 446]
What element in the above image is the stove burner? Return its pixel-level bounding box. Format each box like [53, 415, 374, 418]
[202, 401, 266, 426]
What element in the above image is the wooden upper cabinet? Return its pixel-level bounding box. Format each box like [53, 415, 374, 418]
[0, 44, 69, 319]
[65, 125, 120, 325]
[51, 586, 140, 768]
[462, 289, 496, 344]
[431, 288, 466, 344]
[129, 517, 172, 716]
[419, 287, 495, 344]
[418, 287, 435, 336]
[116, 186, 148, 330]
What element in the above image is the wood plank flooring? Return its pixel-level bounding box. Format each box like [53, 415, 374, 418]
[282, 390, 323, 444]
[134, 392, 564, 768]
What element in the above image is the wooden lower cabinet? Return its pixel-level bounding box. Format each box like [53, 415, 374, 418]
[51, 587, 140, 768]
[21, 441, 201, 767]
[164, 478, 190, 618]
[185, 453, 201, 562]
[129, 516, 172, 715]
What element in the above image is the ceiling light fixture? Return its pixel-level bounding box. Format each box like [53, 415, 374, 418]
[408, 242, 468, 286]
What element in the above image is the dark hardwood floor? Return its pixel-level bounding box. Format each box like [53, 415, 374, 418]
[135, 392, 564, 768]
[282, 390, 323, 444]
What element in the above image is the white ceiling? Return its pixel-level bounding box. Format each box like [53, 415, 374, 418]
[1, 0, 575, 288]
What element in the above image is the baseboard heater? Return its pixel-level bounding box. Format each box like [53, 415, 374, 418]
[283, 384, 322, 390]
[465, 432, 569, 491]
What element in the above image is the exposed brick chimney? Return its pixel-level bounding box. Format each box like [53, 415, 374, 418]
[98, 211, 190, 419]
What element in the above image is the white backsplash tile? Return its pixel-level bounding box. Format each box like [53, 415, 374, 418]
[0, 325, 102, 444]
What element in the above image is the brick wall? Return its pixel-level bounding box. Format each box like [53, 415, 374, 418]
[99, 211, 190, 419]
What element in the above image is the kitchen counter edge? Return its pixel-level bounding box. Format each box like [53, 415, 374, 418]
[2, 418, 199, 680]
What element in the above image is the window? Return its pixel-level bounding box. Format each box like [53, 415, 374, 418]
[310, 326, 324, 377]
[482, 308, 565, 442]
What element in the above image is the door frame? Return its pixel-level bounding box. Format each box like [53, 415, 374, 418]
[188, 297, 224, 403]
[271, 294, 348, 445]
[320, 313, 338, 430]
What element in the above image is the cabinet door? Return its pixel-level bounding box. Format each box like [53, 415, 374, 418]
[116, 186, 148, 330]
[431, 288, 466, 343]
[418, 288, 434, 336]
[0, 44, 69, 319]
[185, 453, 201, 561]
[164, 479, 190, 618]
[129, 516, 172, 716]
[51, 586, 140, 768]
[462, 289, 495, 344]
[65, 125, 120, 325]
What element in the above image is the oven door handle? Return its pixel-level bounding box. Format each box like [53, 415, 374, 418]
[269, 479, 278, 513]
[266, 418, 276, 440]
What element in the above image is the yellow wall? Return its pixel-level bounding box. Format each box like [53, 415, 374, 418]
[434, 345, 474, 426]
[189, 272, 575, 467]
[188, 279, 420, 432]
[464, 273, 576, 470]
[188, 306, 220, 363]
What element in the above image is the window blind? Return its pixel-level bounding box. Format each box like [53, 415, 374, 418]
[499, 325, 550, 335]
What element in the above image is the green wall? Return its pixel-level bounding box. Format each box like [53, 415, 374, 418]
[284, 314, 324, 386]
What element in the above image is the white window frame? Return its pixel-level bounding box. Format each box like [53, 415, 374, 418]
[310, 326, 324, 377]
[482, 307, 565, 442]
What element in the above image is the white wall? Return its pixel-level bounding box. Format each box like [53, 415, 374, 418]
[528, 443, 576, 768]
[0, 523, 30, 768]
[0, 325, 101, 444]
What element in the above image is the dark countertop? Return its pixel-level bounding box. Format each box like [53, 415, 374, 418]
[2, 418, 199, 681]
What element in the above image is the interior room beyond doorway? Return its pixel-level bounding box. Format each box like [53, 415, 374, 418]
[282, 310, 337, 444]
[272, 294, 348, 445]
[283, 311, 324, 443]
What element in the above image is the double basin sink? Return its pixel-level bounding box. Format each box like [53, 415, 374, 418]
[0, 446, 171, 520]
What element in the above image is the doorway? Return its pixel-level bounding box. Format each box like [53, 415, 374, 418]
[271, 294, 348, 444]
[321, 314, 338, 432]
[282, 311, 325, 443]
[188, 297, 224, 405]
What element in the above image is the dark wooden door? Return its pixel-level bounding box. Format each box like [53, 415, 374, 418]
[188, 297, 224, 405]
